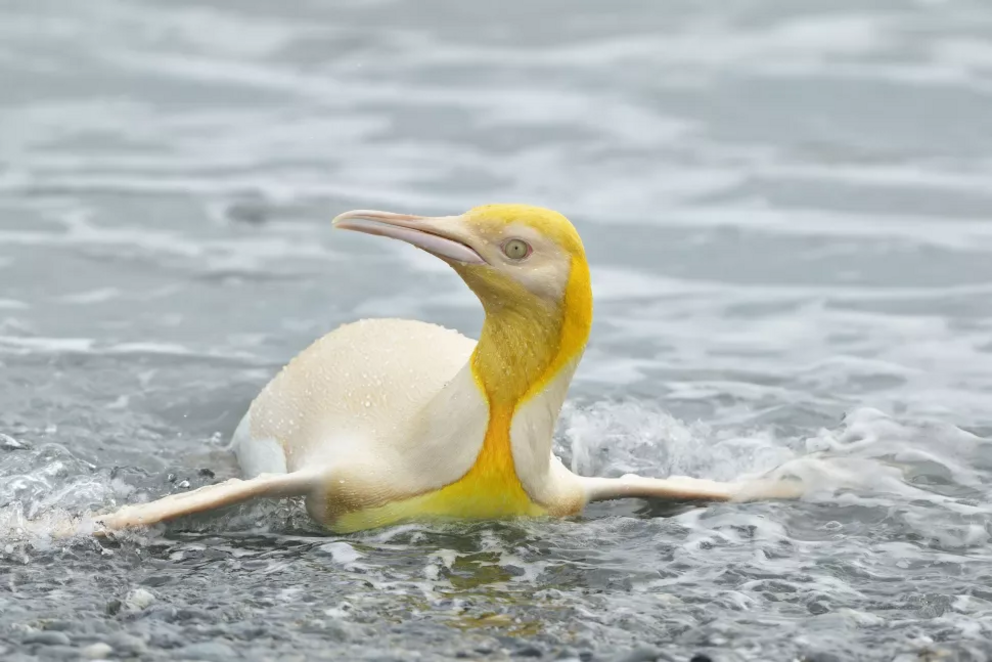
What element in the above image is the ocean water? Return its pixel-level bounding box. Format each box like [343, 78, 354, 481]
[2, 0, 992, 660]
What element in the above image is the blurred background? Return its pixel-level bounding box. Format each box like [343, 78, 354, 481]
[2, 1, 992, 661]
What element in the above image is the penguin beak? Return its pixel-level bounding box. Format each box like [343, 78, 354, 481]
[332, 210, 486, 265]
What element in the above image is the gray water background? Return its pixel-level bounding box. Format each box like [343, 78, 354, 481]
[3, 0, 992, 660]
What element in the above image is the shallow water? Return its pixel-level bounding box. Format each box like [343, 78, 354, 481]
[3, 0, 992, 660]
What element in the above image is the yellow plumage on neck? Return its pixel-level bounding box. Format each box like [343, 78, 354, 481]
[331, 205, 593, 533]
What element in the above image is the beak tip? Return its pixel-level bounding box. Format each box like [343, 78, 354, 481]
[331, 211, 357, 228]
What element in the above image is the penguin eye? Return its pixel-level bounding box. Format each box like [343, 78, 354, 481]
[502, 238, 532, 261]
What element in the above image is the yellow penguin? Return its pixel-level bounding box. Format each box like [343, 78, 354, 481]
[96, 205, 797, 534]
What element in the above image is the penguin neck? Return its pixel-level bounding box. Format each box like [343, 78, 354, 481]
[464, 260, 593, 488]
[467, 257, 593, 409]
[471, 301, 566, 406]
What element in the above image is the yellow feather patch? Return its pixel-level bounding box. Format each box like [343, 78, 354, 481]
[331, 405, 545, 534]
[523, 255, 592, 402]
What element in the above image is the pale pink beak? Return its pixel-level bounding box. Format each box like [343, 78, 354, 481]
[332, 210, 485, 265]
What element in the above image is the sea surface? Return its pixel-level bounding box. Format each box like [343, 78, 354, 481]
[2, 1, 992, 660]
